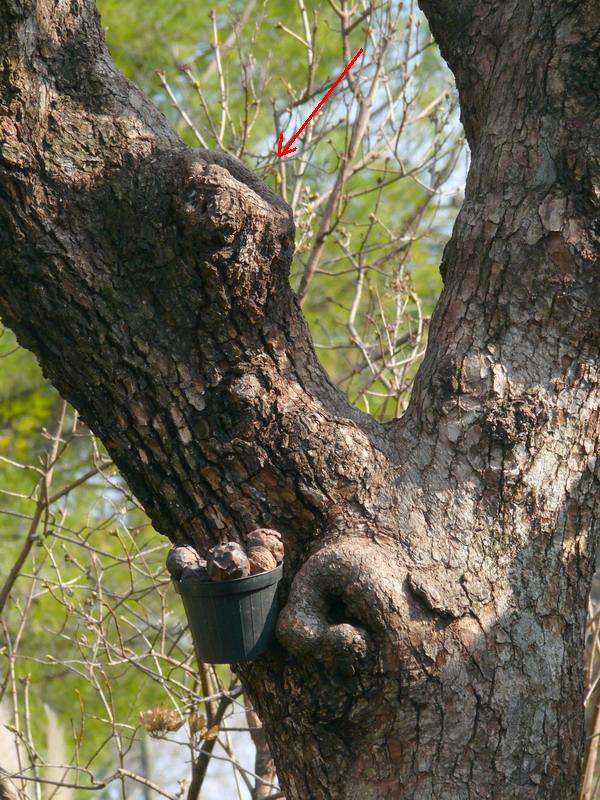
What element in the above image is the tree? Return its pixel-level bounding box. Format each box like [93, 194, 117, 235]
[0, 0, 599, 797]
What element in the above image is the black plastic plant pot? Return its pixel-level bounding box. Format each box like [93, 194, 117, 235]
[173, 563, 284, 664]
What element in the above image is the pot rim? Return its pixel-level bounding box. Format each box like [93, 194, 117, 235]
[172, 561, 284, 597]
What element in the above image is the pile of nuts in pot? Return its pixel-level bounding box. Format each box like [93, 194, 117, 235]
[166, 529, 284, 582]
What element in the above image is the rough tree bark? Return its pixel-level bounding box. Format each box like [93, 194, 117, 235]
[1, 0, 599, 797]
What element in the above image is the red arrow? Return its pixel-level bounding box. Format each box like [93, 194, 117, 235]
[276, 47, 364, 158]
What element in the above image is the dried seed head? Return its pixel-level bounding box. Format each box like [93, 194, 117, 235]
[166, 545, 203, 579]
[247, 546, 277, 575]
[245, 529, 284, 563]
[207, 542, 250, 581]
[140, 705, 183, 734]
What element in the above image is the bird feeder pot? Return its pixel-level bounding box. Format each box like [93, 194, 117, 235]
[173, 563, 283, 664]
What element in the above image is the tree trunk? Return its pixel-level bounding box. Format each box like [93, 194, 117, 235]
[1, 1, 599, 797]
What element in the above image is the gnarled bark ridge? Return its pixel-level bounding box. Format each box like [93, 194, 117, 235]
[1, 0, 599, 797]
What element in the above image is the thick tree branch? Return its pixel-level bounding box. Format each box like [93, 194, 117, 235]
[404, 0, 600, 556]
[0, 0, 392, 558]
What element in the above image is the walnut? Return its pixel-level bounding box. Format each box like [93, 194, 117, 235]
[166, 545, 204, 579]
[244, 529, 284, 564]
[180, 561, 209, 583]
[247, 546, 277, 575]
[206, 542, 250, 581]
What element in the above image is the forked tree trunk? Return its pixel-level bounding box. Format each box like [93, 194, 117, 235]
[1, 1, 599, 797]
